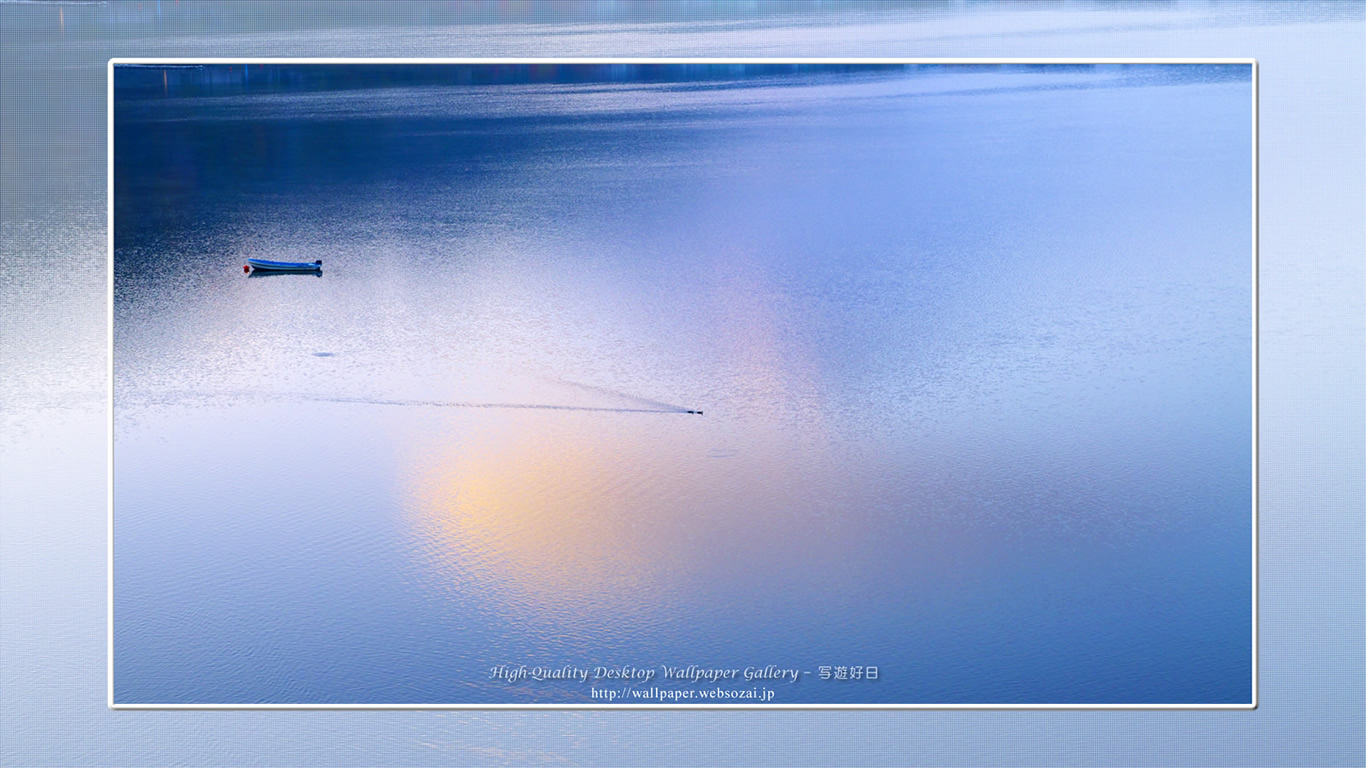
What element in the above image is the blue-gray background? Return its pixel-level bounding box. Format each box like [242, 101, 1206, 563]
[2, 0, 1361, 764]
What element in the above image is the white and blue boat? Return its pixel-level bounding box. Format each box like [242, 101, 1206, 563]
[245, 258, 322, 273]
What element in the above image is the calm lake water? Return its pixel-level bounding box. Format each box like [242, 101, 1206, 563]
[112, 64, 1252, 705]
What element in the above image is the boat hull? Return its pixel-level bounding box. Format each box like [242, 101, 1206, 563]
[246, 258, 322, 272]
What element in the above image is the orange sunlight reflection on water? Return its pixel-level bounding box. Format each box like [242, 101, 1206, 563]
[399, 407, 886, 625]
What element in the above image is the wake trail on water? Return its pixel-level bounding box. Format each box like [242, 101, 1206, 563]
[540, 377, 697, 414]
[301, 394, 697, 414]
[120, 389, 701, 414]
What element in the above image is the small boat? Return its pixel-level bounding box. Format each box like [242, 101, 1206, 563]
[247, 268, 321, 279]
[244, 258, 322, 273]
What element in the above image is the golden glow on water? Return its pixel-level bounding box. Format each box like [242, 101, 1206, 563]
[405, 412, 702, 616]
[399, 256, 859, 620]
[402, 407, 882, 622]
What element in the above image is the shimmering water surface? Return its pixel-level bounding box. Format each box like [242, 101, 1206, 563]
[112, 64, 1252, 705]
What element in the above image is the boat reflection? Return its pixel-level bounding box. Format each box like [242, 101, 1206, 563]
[246, 269, 321, 278]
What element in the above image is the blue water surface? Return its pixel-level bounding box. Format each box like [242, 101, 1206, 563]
[111, 64, 1252, 705]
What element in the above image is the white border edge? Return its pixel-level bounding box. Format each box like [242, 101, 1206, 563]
[1250, 57, 1260, 712]
[105, 57, 1261, 712]
[106, 56, 116, 712]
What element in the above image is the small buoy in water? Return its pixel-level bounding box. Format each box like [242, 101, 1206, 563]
[242, 264, 250, 273]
